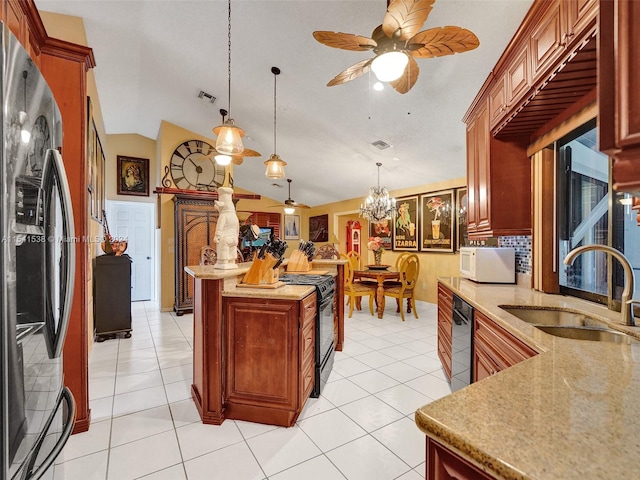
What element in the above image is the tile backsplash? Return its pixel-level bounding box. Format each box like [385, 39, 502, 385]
[498, 236, 532, 274]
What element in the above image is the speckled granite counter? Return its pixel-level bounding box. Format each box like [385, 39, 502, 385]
[415, 277, 640, 479]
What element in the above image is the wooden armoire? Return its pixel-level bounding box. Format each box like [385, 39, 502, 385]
[173, 194, 218, 315]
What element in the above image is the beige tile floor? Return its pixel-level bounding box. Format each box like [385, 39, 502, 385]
[52, 298, 450, 480]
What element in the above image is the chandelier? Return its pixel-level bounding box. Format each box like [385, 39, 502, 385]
[360, 162, 396, 222]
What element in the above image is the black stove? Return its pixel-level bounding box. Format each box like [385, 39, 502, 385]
[279, 273, 335, 397]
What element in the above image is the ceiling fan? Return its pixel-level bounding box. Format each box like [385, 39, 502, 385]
[313, 0, 480, 94]
[269, 179, 310, 212]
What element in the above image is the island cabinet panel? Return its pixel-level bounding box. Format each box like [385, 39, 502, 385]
[465, 102, 530, 239]
[224, 293, 316, 427]
[599, 0, 640, 195]
[426, 437, 495, 480]
[437, 283, 453, 381]
[473, 310, 537, 382]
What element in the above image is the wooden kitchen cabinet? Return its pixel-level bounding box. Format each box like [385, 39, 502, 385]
[473, 310, 537, 382]
[465, 102, 530, 239]
[599, 0, 640, 195]
[530, 0, 565, 80]
[426, 437, 495, 480]
[224, 293, 316, 427]
[437, 283, 453, 381]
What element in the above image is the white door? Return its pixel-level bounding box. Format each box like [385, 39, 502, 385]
[106, 201, 155, 301]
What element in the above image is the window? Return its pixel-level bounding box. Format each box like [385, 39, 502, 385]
[556, 120, 640, 308]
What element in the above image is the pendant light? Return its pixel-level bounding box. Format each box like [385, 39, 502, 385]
[264, 66, 287, 179]
[213, 0, 244, 156]
[360, 162, 396, 222]
[19, 70, 31, 144]
[214, 109, 232, 166]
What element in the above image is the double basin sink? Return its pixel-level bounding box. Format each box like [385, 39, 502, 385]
[499, 306, 639, 344]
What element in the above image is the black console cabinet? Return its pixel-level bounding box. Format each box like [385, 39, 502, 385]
[94, 254, 132, 341]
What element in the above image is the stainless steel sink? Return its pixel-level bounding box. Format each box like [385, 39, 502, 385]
[535, 325, 639, 344]
[501, 306, 594, 327]
[500, 306, 639, 344]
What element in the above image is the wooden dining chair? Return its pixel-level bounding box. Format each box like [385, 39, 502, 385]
[383, 253, 420, 321]
[342, 254, 376, 318]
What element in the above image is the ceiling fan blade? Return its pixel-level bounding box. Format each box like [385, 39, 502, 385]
[231, 157, 244, 166]
[408, 26, 480, 58]
[327, 59, 372, 86]
[389, 56, 419, 94]
[313, 31, 376, 51]
[382, 0, 435, 41]
[292, 202, 311, 209]
[240, 148, 261, 157]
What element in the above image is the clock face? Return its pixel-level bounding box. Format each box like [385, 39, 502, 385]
[170, 140, 226, 190]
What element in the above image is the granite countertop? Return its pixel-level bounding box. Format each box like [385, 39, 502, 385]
[415, 277, 640, 479]
[224, 283, 315, 301]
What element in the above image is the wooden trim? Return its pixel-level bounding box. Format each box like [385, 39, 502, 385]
[153, 186, 261, 200]
[40, 36, 96, 69]
[532, 148, 559, 293]
[526, 102, 597, 156]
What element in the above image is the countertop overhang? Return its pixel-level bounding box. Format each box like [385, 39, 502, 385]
[416, 277, 640, 479]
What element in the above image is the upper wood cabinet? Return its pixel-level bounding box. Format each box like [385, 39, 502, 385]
[599, 0, 640, 195]
[465, 101, 530, 239]
[530, 1, 565, 80]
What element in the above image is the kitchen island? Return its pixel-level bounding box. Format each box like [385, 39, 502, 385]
[185, 259, 345, 427]
[417, 277, 640, 479]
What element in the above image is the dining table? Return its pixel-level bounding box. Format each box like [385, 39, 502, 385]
[353, 267, 400, 319]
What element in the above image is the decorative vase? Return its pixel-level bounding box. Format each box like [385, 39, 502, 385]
[373, 249, 383, 266]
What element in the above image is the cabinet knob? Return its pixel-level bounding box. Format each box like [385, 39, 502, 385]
[147, 256, 151, 260]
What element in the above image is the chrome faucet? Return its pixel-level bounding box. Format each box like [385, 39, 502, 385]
[563, 245, 637, 326]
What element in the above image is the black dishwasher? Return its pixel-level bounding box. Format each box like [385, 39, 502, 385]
[451, 295, 474, 391]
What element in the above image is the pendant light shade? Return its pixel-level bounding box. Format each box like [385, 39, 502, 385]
[371, 51, 409, 82]
[213, 0, 244, 155]
[283, 205, 295, 215]
[264, 66, 286, 179]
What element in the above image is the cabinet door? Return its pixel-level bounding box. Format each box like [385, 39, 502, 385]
[488, 77, 506, 128]
[599, 0, 640, 194]
[474, 107, 491, 232]
[437, 284, 453, 381]
[465, 121, 478, 232]
[530, 1, 565, 80]
[506, 46, 530, 109]
[566, 0, 597, 39]
[225, 298, 299, 410]
[426, 437, 494, 480]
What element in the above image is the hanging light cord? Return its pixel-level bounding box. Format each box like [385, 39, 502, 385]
[23, 70, 28, 113]
[273, 70, 277, 155]
[226, 0, 232, 117]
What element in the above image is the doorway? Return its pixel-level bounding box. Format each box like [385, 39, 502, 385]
[106, 201, 155, 301]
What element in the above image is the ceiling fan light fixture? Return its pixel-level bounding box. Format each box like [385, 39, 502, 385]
[264, 153, 287, 179]
[283, 205, 295, 215]
[371, 51, 408, 82]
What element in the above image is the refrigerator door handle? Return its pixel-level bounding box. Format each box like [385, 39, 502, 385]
[41, 149, 76, 359]
[20, 387, 76, 480]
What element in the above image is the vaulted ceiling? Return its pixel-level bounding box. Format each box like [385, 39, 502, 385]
[35, 0, 533, 207]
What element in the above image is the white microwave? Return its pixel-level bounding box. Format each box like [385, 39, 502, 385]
[459, 247, 516, 283]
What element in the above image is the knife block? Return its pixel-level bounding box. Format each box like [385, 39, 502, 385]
[242, 253, 279, 284]
[287, 250, 312, 272]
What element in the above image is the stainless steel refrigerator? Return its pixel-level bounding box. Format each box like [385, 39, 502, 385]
[1, 21, 76, 480]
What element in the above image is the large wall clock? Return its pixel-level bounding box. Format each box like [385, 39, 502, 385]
[169, 140, 226, 191]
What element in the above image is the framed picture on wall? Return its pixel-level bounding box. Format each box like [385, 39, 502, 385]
[393, 196, 419, 251]
[456, 187, 468, 251]
[117, 155, 150, 196]
[284, 214, 300, 240]
[309, 214, 329, 242]
[368, 219, 392, 250]
[420, 190, 454, 252]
